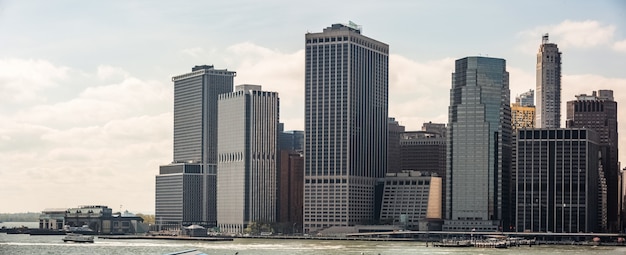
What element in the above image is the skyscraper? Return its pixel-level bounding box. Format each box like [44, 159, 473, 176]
[513, 128, 602, 233]
[217, 85, 279, 234]
[155, 65, 235, 228]
[536, 34, 562, 128]
[303, 22, 389, 233]
[566, 90, 619, 232]
[444, 56, 512, 232]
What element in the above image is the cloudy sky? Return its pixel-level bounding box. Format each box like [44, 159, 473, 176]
[1, 1, 625, 214]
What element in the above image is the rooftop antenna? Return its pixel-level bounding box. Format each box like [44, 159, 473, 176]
[542, 33, 549, 44]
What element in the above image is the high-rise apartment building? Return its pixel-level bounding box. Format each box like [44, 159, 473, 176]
[536, 34, 561, 128]
[566, 90, 619, 232]
[304, 22, 389, 233]
[217, 85, 279, 234]
[156, 65, 235, 228]
[512, 90, 535, 133]
[444, 56, 512, 231]
[513, 128, 602, 233]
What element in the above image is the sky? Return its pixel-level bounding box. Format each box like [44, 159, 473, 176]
[1, 1, 625, 214]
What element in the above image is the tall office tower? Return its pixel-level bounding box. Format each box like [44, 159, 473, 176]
[217, 85, 279, 234]
[511, 92, 535, 133]
[567, 90, 619, 232]
[156, 65, 235, 228]
[387, 118, 406, 174]
[304, 22, 389, 233]
[513, 129, 602, 233]
[444, 56, 512, 232]
[536, 34, 562, 128]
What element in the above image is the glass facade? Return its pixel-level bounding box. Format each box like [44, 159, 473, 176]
[303, 23, 389, 233]
[445, 56, 511, 231]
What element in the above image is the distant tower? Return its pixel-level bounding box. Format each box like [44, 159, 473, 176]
[445, 56, 512, 232]
[566, 90, 619, 232]
[512, 90, 535, 133]
[304, 22, 389, 233]
[536, 34, 562, 128]
[155, 65, 235, 228]
[217, 85, 279, 233]
[387, 117, 406, 174]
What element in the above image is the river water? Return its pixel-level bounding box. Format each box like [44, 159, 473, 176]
[1, 233, 625, 255]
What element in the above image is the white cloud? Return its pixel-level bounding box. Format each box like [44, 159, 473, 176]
[517, 20, 618, 53]
[97, 65, 130, 81]
[0, 61, 172, 213]
[226, 42, 305, 130]
[0, 58, 72, 104]
[613, 39, 626, 53]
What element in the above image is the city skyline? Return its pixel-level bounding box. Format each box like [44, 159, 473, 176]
[1, 1, 626, 213]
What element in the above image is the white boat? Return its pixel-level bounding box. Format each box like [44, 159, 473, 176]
[62, 233, 94, 243]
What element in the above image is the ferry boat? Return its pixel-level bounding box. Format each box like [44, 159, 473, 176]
[62, 233, 94, 243]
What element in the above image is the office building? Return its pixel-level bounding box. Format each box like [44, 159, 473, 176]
[379, 171, 442, 229]
[536, 34, 562, 128]
[217, 85, 279, 233]
[156, 65, 235, 228]
[566, 90, 619, 232]
[445, 56, 512, 231]
[513, 129, 602, 233]
[277, 150, 304, 233]
[512, 89, 535, 132]
[387, 117, 406, 174]
[279, 125, 304, 152]
[304, 22, 389, 233]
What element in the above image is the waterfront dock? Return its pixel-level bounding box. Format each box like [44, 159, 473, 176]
[98, 235, 233, 241]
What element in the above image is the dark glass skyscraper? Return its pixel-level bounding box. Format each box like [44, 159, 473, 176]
[445, 56, 512, 231]
[156, 65, 235, 228]
[303, 23, 389, 233]
[513, 129, 601, 233]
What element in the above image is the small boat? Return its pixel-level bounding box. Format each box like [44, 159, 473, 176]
[62, 233, 94, 243]
[434, 239, 472, 247]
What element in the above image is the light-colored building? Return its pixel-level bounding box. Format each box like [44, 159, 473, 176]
[536, 34, 561, 128]
[303, 22, 389, 233]
[217, 85, 279, 234]
[445, 56, 512, 232]
[379, 171, 442, 229]
[156, 65, 235, 228]
[511, 102, 535, 132]
[39, 208, 67, 230]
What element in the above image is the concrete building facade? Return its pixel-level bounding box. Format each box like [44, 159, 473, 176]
[566, 90, 619, 232]
[379, 171, 442, 229]
[156, 65, 235, 229]
[536, 34, 562, 128]
[304, 22, 389, 233]
[217, 85, 279, 233]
